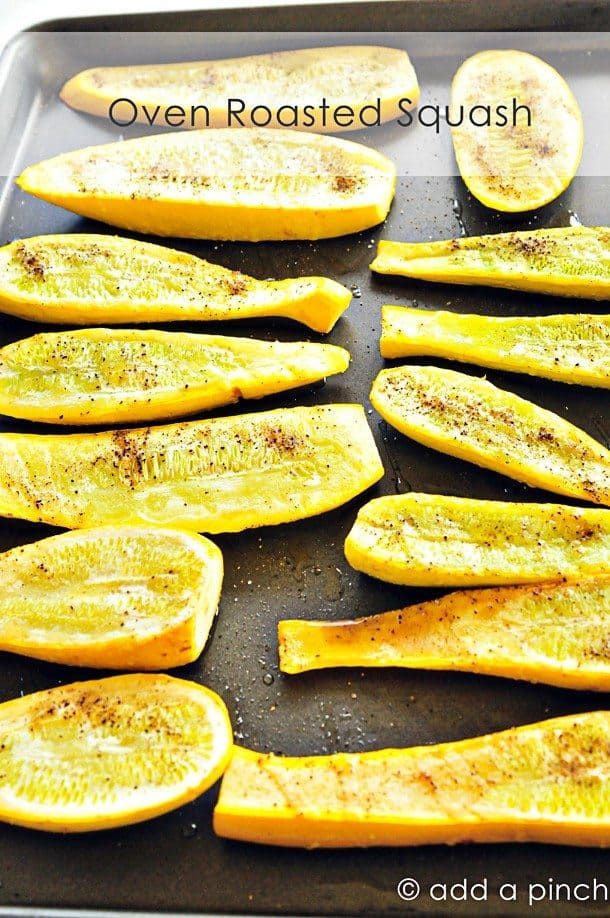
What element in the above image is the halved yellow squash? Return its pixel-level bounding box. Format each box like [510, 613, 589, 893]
[371, 228, 610, 299]
[16, 129, 396, 240]
[370, 365, 610, 506]
[451, 50, 583, 211]
[345, 492, 610, 587]
[61, 46, 419, 133]
[214, 712, 610, 847]
[0, 526, 222, 669]
[279, 576, 610, 690]
[0, 328, 349, 425]
[0, 235, 350, 332]
[0, 674, 232, 832]
[0, 404, 383, 532]
[380, 306, 610, 388]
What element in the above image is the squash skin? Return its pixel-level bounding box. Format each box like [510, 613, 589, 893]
[0, 525, 223, 670]
[380, 306, 610, 388]
[451, 50, 583, 212]
[0, 328, 350, 425]
[371, 228, 610, 299]
[214, 713, 610, 848]
[370, 364, 610, 506]
[0, 674, 232, 832]
[345, 493, 610, 587]
[60, 46, 420, 133]
[0, 235, 350, 332]
[279, 576, 610, 690]
[16, 129, 397, 241]
[0, 404, 384, 533]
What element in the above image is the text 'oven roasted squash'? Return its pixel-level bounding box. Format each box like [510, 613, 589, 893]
[279, 576, 610, 690]
[61, 46, 419, 133]
[451, 50, 583, 211]
[0, 674, 232, 832]
[0, 404, 383, 532]
[371, 228, 610, 300]
[0, 328, 349, 425]
[380, 306, 610, 388]
[214, 712, 610, 847]
[0, 526, 223, 670]
[16, 129, 397, 241]
[370, 364, 610, 506]
[345, 492, 610, 587]
[0, 235, 351, 332]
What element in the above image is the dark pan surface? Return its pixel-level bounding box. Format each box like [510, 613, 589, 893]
[1, 16, 610, 916]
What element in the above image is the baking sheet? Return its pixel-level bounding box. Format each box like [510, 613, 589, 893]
[1, 13, 610, 916]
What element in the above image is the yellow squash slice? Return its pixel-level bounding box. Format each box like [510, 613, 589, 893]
[16, 129, 396, 241]
[451, 50, 583, 211]
[61, 46, 419, 133]
[279, 577, 610, 690]
[345, 492, 610, 587]
[0, 328, 349, 425]
[380, 306, 610, 388]
[0, 235, 350, 332]
[0, 674, 232, 832]
[214, 712, 610, 847]
[371, 228, 610, 299]
[0, 404, 383, 533]
[370, 365, 610, 506]
[0, 526, 222, 670]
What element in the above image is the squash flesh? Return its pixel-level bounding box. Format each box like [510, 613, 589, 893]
[345, 493, 610, 586]
[0, 235, 350, 332]
[0, 674, 232, 832]
[0, 526, 222, 669]
[380, 306, 610, 388]
[451, 50, 583, 212]
[214, 713, 610, 847]
[0, 328, 350, 425]
[60, 46, 419, 133]
[16, 129, 396, 241]
[371, 228, 610, 298]
[0, 404, 383, 533]
[279, 577, 610, 690]
[370, 365, 610, 505]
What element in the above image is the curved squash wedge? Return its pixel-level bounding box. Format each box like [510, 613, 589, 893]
[451, 50, 583, 211]
[0, 235, 350, 332]
[371, 228, 610, 299]
[345, 493, 610, 587]
[279, 577, 610, 690]
[0, 674, 232, 832]
[214, 712, 610, 847]
[0, 404, 383, 533]
[16, 129, 396, 241]
[0, 526, 222, 670]
[61, 46, 419, 133]
[380, 306, 610, 388]
[370, 365, 610, 506]
[0, 328, 349, 425]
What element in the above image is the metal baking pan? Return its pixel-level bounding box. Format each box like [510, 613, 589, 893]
[1, 7, 610, 915]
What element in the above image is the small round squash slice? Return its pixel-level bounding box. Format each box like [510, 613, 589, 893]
[0, 674, 232, 832]
[451, 50, 583, 212]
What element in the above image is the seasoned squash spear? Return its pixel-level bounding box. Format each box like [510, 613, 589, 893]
[0, 235, 351, 332]
[16, 129, 396, 241]
[371, 227, 610, 299]
[279, 577, 610, 691]
[371, 365, 610, 506]
[0, 405, 383, 533]
[380, 307, 610, 389]
[214, 712, 610, 847]
[345, 493, 610, 587]
[0, 328, 350, 425]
